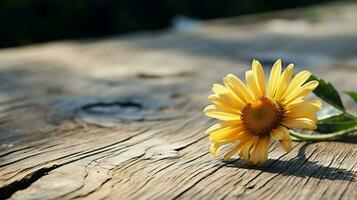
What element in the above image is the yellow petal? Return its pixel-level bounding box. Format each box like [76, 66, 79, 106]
[212, 83, 227, 94]
[209, 127, 245, 143]
[223, 145, 241, 161]
[274, 64, 294, 101]
[270, 126, 290, 141]
[211, 84, 245, 108]
[284, 99, 321, 122]
[238, 136, 256, 161]
[284, 109, 318, 123]
[207, 125, 234, 138]
[223, 134, 252, 160]
[252, 60, 266, 97]
[283, 81, 319, 104]
[205, 123, 222, 135]
[285, 99, 322, 112]
[210, 142, 229, 156]
[281, 70, 311, 100]
[249, 137, 263, 164]
[204, 105, 241, 121]
[224, 74, 256, 103]
[270, 126, 292, 153]
[251, 136, 271, 164]
[259, 136, 270, 163]
[306, 99, 322, 109]
[246, 70, 262, 98]
[220, 120, 245, 127]
[280, 138, 292, 152]
[205, 121, 243, 135]
[208, 94, 244, 110]
[268, 59, 282, 98]
[282, 118, 317, 130]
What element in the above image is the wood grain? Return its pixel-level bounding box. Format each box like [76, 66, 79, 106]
[0, 2, 357, 200]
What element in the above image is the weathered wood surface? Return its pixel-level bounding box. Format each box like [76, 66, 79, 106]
[1, 2, 357, 200]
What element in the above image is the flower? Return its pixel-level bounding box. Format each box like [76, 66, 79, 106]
[204, 59, 322, 164]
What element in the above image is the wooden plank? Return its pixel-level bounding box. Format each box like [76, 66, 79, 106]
[0, 2, 357, 200]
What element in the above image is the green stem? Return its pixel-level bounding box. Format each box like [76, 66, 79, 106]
[290, 135, 302, 142]
[289, 126, 357, 141]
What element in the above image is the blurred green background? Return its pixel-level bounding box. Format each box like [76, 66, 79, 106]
[0, 0, 345, 48]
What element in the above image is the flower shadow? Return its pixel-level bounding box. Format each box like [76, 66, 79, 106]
[336, 135, 357, 144]
[224, 143, 355, 181]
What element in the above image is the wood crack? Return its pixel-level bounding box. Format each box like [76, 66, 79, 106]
[0, 164, 59, 199]
[172, 164, 224, 200]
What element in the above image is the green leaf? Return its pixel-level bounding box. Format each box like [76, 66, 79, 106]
[345, 91, 357, 103]
[317, 114, 357, 133]
[308, 75, 345, 111]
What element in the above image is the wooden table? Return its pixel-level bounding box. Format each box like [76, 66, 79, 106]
[0, 2, 356, 200]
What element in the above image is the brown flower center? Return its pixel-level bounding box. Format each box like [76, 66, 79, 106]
[241, 97, 283, 136]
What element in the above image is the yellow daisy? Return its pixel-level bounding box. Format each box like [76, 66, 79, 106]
[204, 59, 322, 164]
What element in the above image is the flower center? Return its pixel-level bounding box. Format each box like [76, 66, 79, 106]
[241, 97, 283, 136]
